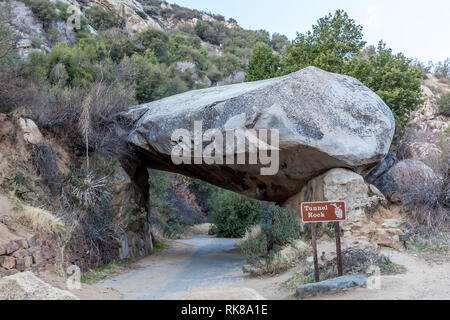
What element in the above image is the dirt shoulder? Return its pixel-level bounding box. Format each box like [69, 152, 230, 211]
[231, 247, 449, 300]
[37, 271, 123, 300]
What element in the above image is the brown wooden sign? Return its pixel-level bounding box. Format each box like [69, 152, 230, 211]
[301, 201, 346, 223]
[300, 200, 347, 281]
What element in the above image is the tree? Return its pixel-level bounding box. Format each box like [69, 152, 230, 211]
[137, 28, 170, 60]
[436, 93, 450, 116]
[0, 24, 16, 64]
[23, 0, 58, 30]
[435, 58, 450, 79]
[215, 53, 240, 77]
[345, 41, 424, 130]
[281, 10, 365, 74]
[270, 33, 289, 53]
[245, 43, 280, 82]
[228, 17, 238, 25]
[85, 6, 125, 31]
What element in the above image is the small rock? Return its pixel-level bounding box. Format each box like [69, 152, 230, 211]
[12, 249, 28, 258]
[296, 275, 369, 297]
[17, 239, 29, 249]
[18, 118, 43, 145]
[5, 241, 20, 254]
[16, 256, 33, 272]
[0, 256, 16, 270]
[382, 222, 402, 228]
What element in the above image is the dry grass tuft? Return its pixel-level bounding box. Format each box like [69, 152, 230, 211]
[243, 240, 311, 276]
[236, 224, 262, 246]
[13, 197, 65, 234]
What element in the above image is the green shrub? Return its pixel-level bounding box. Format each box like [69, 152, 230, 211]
[136, 10, 147, 20]
[137, 28, 169, 59]
[85, 7, 124, 31]
[148, 170, 186, 239]
[143, 5, 160, 17]
[240, 205, 302, 257]
[262, 205, 302, 249]
[240, 205, 305, 275]
[345, 41, 424, 130]
[0, 23, 17, 66]
[245, 42, 280, 82]
[134, 58, 192, 103]
[437, 93, 450, 116]
[211, 191, 261, 238]
[270, 33, 289, 53]
[23, 0, 58, 29]
[215, 53, 240, 77]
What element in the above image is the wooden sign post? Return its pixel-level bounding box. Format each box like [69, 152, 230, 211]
[301, 201, 346, 282]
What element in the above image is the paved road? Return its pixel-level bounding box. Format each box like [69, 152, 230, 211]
[99, 236, 246, 300]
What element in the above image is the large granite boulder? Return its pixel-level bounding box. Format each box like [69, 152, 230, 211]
[365, 152, 397, 185]
[0, 272, 78, 300]
[372, 159, 439, 204]
[124, 67, 395, 202]
[284, 168, 406, 249]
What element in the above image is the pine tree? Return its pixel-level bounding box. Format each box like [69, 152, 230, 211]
[245, 43, 280, 82]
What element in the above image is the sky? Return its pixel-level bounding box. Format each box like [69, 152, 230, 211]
[172, 0, 450, 63]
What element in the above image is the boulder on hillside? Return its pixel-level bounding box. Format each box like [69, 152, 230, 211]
[18, 118, 43, 145]
[124, 66, 395, 202]
[401, 142, 443, 172]
[365, 152, 397, 185]
[373, 159, 438, 198]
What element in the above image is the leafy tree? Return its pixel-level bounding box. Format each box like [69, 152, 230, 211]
[137, 28, 170, 60]
[206, 64, 223, 84]
[0, 23, 16, 64]
[85, 6, 125, 31]
[435, 58, 450, 79]
[23, 0, 59, 30]
[194, 21, 225, 45]
[436, 93, 450, 116]
[100, 30, 141, 63]
[245, 10, 423, 132]
[144, 5, 160, 17]
[215, 53, 240, 77]
[245, 43, 280, 82]
[211, 191, 261, 238]
[228, 17, 238, 25]
[345, 41, 424, 129]
[240, 205, 302, 258]
[148, 170, 185, 238]
[281, 10, 365, 74]
[133, 55, 191, 103]
[270, 33, 289, 53]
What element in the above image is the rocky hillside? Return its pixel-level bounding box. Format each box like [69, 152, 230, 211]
[62, 0, 241, 33]
[5, 0, 282, 88]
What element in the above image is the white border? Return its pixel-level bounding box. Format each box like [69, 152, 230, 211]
[300, 201, 347, 224]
